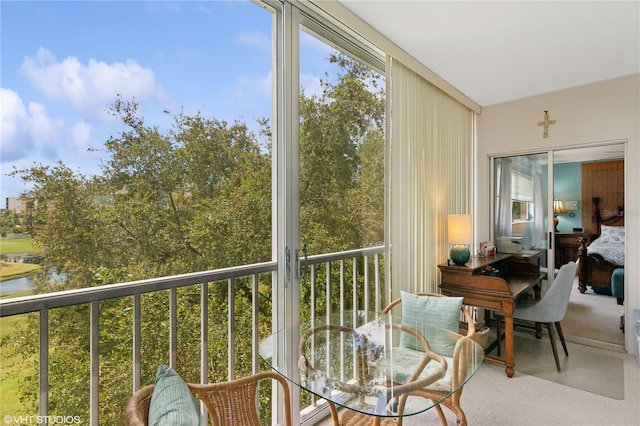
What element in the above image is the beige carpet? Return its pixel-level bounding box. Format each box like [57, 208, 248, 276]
[482, 277, 627, 399]
[396, 346, 639, 426]
[512, 332, 625, 399]
[558, 278, 625, 348]
[506, 279, 627, 399]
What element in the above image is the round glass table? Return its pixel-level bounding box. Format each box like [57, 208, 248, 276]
[259, 310, 484, 424]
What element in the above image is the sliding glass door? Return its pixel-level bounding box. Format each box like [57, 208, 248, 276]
[493, 143, 626, 286]
[493, 153, 556, 280]
[297, 19, 385, 315]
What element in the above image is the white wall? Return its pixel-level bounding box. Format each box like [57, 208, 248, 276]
[476, 73, 640, 354]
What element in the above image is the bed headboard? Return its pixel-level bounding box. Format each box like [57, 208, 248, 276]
[591, 197, 624, 235]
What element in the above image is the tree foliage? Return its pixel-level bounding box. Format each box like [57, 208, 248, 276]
[5, 53, 385, 422]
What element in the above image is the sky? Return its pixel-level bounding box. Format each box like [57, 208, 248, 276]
[1, 0, 333, 202]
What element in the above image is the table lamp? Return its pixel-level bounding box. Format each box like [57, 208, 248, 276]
[553, 200, 567, 232]
[448, 214, 472, 266]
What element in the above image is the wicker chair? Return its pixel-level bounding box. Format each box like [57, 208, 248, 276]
[125, 371, 292, 426]
[299, 322, 447, 426]
[380, 292, 477, 426]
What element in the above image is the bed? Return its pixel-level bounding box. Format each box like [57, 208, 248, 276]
[577, 198, 624, 294]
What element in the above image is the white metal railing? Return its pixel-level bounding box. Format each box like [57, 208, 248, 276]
[0, 245, 385, 425]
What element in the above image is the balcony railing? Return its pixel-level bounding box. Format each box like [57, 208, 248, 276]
[0, 245, 385, 425]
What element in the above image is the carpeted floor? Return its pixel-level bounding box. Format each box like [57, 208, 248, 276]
[319, 278, 638, 425]
[560, 279, 625, 348]
[400, 345, 639, 426]
[512, 332, 625, 399]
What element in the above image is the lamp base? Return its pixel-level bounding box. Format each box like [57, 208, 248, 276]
[554, 215, 559, 232]
[450, 245, 470, 266]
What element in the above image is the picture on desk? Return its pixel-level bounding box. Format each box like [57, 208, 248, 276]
[478, 241, 495, 257]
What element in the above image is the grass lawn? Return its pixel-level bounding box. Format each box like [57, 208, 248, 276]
[0, 261, 41, 282]
[0, 238, 41, 282]
[0, 237, 38, 255]
[1, 239, 38, 415]
[0, 312, 33, 416]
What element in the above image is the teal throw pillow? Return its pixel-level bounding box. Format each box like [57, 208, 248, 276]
[148, 365, 202, 425]
[399, 291, 463, 357]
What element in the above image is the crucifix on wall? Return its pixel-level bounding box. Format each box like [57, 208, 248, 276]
[537, 110, 556, 138]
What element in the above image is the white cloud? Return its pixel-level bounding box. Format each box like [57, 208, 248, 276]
[230, 71, 272, 110]
[0, 88, 61, 162]
[28, 102, 63, 156]
[20, 47, 162, 117]
[1, 88, 28, 146]
[300, 72, 323, 99]
[70, 120, 93, 153]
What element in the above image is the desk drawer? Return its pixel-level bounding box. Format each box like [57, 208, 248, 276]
[440, 290, 505, 313]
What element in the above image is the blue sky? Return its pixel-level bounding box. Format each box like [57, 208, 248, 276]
[1, 0, 333, 201]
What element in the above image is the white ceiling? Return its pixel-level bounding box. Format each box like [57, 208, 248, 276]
[338, 0, 640, 107]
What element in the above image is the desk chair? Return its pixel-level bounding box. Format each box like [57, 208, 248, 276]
[126, 371, 292, 426]
[381, 292, 476, 426]
[513, 261, 578, 372]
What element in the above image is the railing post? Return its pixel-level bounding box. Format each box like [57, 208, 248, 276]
[228, 277, 235, 380]
[90, 301, 100, 425]
[201, 281, 209, 384]
[133, 295, 141, 392]
[364, 254, 370, 312]
[252, 274, 259, 373]
[169, 288, 178, 369]
[39, 310, 49, 419]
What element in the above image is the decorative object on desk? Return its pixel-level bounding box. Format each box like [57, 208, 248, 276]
[478, 241, 491, 257]
[448, 214, 472, 265]
[480, 265, 499, 276]
[553, 199, 567, 232]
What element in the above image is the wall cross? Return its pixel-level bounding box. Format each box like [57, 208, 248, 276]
[537, 110, 556, 138]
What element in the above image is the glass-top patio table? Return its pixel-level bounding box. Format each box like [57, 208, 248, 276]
[259, 310, 484, 425]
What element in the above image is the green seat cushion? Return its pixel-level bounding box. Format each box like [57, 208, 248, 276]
[399, 291, 463, 356]
[148, 365, 202, 425]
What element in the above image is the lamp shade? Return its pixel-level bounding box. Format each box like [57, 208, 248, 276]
[448, 214, 472, 266]
[553, 200, 567, 215]
[448, 214, 472, 244]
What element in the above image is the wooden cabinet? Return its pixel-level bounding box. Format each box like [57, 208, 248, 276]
[554, 233, 589, 266]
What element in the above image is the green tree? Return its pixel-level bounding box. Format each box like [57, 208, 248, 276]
[9, 98, 274, 422]
[0, 207, 32, 236]
[299, 53, 385, 312]
[300, 54, 384, 251]
[6, 54, 385, 422]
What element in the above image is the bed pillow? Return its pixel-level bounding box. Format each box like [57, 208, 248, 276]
[148, 365, 201, 425]
[598, 225, 625, 244]
[399, 291, 463, 357]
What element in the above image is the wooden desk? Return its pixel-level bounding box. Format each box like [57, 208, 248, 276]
[510, 249, 543, 267]
[438, 254, 541, 378]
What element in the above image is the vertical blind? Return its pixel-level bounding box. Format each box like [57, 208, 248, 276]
[387, 57, 474, 297]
